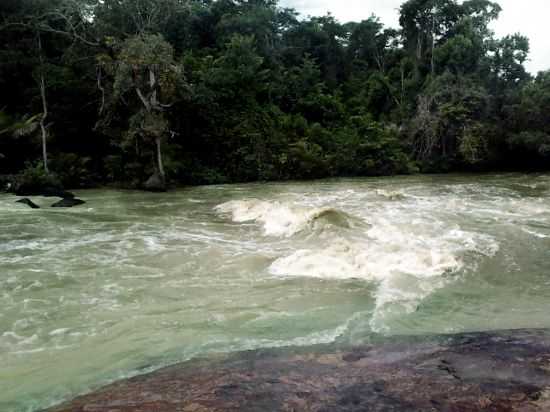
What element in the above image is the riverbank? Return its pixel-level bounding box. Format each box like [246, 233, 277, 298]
[47, 329, 550, 412]
[3, 169, 550, 194]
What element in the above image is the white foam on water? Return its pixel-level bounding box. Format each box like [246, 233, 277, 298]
[375, 189, 407, 201]
[212, 311, 364, 353]
[215, 199, 357, 237]
[143, 236, 165, 252]
[12, 347, 46, 355]
[522, 227, 550, 239]
[0, 240, 47, 253]
[49, 328, 70, 337]
[122, 274, 166, 279]
[216, 197, 501, 327]
[231, 196, 503, 334]
[1, 332, 39, 351]
[268, 233, 466, 330]
[4, 178, 550, 411]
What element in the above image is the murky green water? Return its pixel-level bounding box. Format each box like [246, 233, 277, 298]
[1, 174, 550, 411]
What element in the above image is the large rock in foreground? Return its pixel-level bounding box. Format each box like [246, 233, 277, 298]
[47, 329, 550, 412]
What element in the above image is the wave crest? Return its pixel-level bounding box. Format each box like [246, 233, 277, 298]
[215, 199, 359, 237]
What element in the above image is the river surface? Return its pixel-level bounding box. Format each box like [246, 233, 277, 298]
[1, 174, 550, 411]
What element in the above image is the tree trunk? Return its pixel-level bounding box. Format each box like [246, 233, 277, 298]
[97, 66, 105, 115]
[135, 67, 168, 191]
[39, 74, 49, 174]
[37, 32, 49, 174]
[155, 137, 165, 179]
[400, 65, 405, 104]
[144, 138, 166, 192]
[431, 9, 436, 76]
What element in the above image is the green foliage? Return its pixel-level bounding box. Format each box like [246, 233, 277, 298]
[459, 123, 490, 164]
[0, 112, 39, 138]
[205, 34, 266, 103]
[503, 71, 550, 166]
[16, 161, 62, 189]
[0, 0, 548, 187]
[410, 72, 491, 167]
[50, 153, 94, 188]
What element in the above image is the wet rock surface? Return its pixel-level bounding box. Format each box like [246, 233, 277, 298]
[47, 329, 550, 412]
[16, 198, 40, 209]
[50, 198, 86, 208]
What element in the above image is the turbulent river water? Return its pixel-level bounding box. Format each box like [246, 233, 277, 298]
[1, 174, 550, 411]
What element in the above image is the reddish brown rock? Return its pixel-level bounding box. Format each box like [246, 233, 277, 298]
[47, 329, 550, 412]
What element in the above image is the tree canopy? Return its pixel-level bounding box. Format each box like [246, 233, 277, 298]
[0, 0, 548, 188]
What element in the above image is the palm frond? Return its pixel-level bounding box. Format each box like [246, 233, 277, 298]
[0, 113, 40, 138]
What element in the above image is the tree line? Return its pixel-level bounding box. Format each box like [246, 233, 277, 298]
[0, 0, 549, 190]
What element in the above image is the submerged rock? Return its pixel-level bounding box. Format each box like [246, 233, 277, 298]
[47, 329, 550, 412]
[51, 198, 85, 208]
[144, 172, 167, 192]
[16, 198, 40, 209]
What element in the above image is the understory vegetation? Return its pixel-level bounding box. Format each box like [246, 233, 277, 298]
[1, 0, 549, 188]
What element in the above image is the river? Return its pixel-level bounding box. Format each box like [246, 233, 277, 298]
[1, 174, 550, 411]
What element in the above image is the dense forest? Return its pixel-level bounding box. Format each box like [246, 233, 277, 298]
[0, 0, 549, 190]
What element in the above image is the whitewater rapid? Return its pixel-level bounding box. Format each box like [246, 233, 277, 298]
[2, 174, 550, 411]
[215, 194, 500, 331]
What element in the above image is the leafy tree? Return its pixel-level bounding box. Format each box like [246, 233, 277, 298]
[0, 0, 98, 174]
[409, 72, 490, 166]
[504, 71, 550, 165]
[107, 33, 182, 188]
[0, 0, 547, 187]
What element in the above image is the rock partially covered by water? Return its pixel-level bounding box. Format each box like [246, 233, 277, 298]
[16, 198, 40, 209]
[48, 329, 550, 412]
[51, 198, 86, 208]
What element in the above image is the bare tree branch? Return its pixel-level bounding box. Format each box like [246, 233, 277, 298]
[97, 66, 105, 115]
[37, 31, 49, 174]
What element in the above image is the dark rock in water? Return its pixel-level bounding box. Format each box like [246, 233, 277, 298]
[144, 173, 166, 192]
[16, 198, 40, 209]
[47, 329, 550, 412]
[51, 198, 85, 208]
